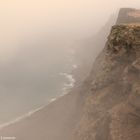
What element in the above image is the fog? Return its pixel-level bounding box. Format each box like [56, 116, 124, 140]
[0, 0, 140, 123]
[1, 0, 140, 62]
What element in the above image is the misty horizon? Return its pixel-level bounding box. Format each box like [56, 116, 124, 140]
[0, 0, 140, 125]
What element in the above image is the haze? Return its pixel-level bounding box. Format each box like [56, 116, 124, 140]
[0, 0, 140, 124]
[0, 0, 140, 62]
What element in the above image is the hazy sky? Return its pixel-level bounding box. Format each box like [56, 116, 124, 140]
[0, 0, 140, 123]
[0, 0, 140, 62]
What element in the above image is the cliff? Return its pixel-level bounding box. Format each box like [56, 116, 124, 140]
[0, 8, 140, 140]
[75, 8, 140, 140]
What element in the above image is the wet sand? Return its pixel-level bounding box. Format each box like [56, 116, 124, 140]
[0, 86, 85, 140]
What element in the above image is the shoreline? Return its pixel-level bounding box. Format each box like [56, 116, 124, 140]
[0, 63, 79, 130]
[0, 47, 88, 140]
[0, 77, 84, 140]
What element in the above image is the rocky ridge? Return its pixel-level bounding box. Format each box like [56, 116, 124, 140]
[75, 8, 140, 140]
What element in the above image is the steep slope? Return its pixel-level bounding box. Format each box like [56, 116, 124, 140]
[0, 8, 140, 140]
[0, 8, 117, 140]
[75, 8, 140, 140]
[73, 14, 117, 83]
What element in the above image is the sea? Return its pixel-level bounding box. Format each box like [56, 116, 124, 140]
[0, 45, 78, 128]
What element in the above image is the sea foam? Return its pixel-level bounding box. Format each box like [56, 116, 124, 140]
[0, 48, 77, 130]
[0, 71, 77, 130]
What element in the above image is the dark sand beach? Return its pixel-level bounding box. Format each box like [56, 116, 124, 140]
[0, 84, 87, 140]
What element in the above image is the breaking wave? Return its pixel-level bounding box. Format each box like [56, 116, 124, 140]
[0, 64, 77, 130]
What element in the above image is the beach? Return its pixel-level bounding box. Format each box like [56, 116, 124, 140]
[0, 83, 86, 140]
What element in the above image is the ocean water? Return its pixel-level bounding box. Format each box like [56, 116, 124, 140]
[0, 45, 77, 126]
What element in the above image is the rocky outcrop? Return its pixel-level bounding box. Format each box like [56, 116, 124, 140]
[0, 8, 139, 140]
[75, 8, 140, 140]
[116, 8, 140, 24]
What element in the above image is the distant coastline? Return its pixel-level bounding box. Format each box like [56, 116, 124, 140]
[0, 49, 79, 130]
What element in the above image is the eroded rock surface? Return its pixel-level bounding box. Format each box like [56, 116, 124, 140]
[75, 9, 140, 140]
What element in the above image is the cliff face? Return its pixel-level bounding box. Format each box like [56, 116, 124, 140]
[75, 9, 140, 140]
[0, 8, 139, 140]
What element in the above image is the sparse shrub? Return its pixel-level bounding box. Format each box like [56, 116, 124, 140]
[108, 24, 140, 52]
